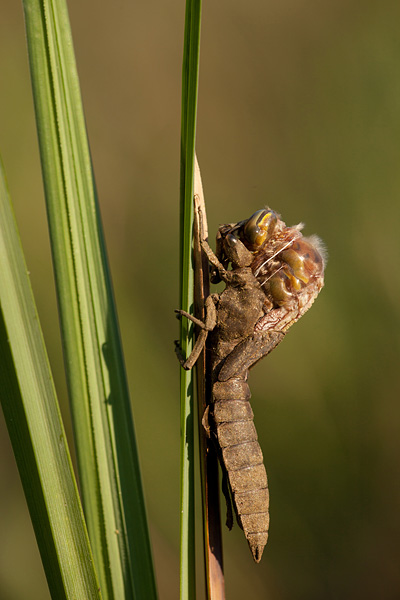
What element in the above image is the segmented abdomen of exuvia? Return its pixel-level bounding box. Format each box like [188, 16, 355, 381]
[212, 377, 269, 563]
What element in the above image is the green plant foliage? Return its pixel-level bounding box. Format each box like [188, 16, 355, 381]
[179, 1, 202, 598]
[21, 0, 157, 598]
[0, 160, 101, 600]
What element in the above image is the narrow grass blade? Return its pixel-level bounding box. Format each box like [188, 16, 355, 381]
[22, 1, 157, 598]
[0, 160, 101, 600]
[179, 1, 202, 599]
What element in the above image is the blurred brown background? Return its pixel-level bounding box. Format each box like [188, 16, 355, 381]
[1, 0, 400, 598]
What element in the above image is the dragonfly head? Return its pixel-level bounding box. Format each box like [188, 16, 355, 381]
[239, 209, 278, 251]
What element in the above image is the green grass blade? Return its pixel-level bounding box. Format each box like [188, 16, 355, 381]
[179, 1, 202, 599]
[22, 1, 157, 598]
[0, 160, 101, 600]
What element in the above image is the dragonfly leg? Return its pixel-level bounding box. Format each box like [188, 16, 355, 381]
[175, 294, 217, 370]
[221, 468, 234, 530]
[201, 405, 211, 437]
[218, 330, 285, 381]
[200, 238, 233, 283]
[174, 310, 206, 330]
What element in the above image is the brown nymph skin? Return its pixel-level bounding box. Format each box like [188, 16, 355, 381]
[206, 239, 284, 563]
[176, 207, 325, 563]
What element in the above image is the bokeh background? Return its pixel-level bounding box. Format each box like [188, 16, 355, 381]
[1, 0, 400, 598]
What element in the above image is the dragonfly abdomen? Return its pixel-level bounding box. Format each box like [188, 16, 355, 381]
[212, 379, 269, 562]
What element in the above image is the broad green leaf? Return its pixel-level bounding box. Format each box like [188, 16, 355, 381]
[0, 159, 101, 600]
[22, 1, 157, 598]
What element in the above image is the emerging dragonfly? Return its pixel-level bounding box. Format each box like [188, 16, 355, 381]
[176, 207, 325, 562]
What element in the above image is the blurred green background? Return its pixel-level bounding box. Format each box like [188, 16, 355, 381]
[1, 0, 400, 598]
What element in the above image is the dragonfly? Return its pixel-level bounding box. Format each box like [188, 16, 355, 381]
[176, 207, 325, 562]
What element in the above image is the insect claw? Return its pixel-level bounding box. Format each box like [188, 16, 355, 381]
[174, 340, 189, 369]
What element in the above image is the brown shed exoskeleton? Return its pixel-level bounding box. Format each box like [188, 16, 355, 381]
[176, 207, 325, 562]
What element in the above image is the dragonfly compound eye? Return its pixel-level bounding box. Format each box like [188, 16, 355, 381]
[282, 237, 325, 284]
[266, 237, 325, 307]
[242, 209, 278, 250]
[268, 270, 295, 306]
